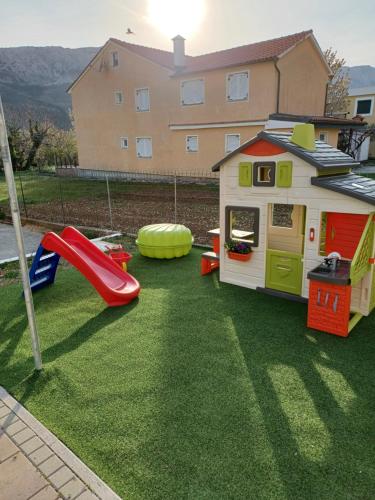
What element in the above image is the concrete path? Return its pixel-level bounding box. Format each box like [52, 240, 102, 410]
[0, 387, 121, 500]
[0, 223, 42, 261]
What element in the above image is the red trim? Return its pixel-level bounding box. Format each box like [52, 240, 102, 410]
[227, 251, 252, 261]
[242, 139, 285, 156]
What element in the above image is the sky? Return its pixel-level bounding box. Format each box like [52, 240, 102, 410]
[1, 0, 374, 66]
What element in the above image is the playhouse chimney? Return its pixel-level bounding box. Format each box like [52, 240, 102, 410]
[172, 35, 186, 68]
[291, 123, 316, 151]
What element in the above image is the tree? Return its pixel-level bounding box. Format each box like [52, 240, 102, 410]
[338, 124, 375, 159]
[324, 48, 350, 116]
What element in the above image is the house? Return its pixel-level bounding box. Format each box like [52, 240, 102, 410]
[347, 86, 375, 159]
[211, 123, 375, 336]
[69, 30, 333, 175]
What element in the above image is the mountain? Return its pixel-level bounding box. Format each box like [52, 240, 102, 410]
[346, 65, 375, 90]
[0, 46, 99, 128]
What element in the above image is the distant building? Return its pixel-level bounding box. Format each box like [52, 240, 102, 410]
[347, 86, 375, 159]
[69, 30, 337, 175]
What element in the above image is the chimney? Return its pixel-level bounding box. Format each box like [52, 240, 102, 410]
[172, 35, 186, 68]
[291, 123, 316, 151]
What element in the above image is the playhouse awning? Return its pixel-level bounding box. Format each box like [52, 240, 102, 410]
[311, 173, 375, 206]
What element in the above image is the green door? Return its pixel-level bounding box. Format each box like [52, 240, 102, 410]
[265, 249, 303, 295]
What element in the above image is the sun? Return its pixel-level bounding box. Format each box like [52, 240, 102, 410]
[147, 0, 206, 38]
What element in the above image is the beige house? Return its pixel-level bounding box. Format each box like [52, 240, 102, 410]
[69, 30, 336, 175]
[347, 86, 375, 159]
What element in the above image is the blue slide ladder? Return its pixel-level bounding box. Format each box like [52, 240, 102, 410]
[29, 244, 60, 292]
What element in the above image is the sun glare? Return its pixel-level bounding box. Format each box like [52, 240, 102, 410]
[147, 0, 206, 38]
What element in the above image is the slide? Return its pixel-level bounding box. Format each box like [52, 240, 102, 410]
[41, 227, 140, 306]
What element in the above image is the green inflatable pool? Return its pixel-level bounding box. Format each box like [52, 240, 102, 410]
[136, 223, 193, 259]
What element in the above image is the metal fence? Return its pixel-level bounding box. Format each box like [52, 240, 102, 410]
[0, 168, 220, 245]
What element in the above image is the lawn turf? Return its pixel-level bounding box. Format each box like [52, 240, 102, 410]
[1, 248, 375, 499]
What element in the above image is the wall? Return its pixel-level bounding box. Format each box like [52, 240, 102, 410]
[219, 150, 373, 314]
[277, 37, 329, 116]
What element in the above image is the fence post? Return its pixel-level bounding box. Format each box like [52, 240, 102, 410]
[58, 177, 66, 225]
[174, 171, 177, 224]
[18, 170, 28, 218]
[106, 175, 113, 230]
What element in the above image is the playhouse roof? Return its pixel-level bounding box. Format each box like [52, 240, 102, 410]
[211, 131, 360, 172]
[311, 174, 375, 206]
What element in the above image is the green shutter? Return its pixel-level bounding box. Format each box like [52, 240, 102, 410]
[276, 161, 293, 188]
[238, 162, 252, 187]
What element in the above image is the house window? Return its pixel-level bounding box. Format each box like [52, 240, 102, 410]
[186, 135, 198, 152]
[319, 132, 328, 143]
[227, 71, 249, 102]
[136, 137, 152, 158]
[356, 98, 374, 116]
[114, 91, 123, 105]
[225, 206, 260, 247]
[253, 162, 276, 187]
[120, 137, 128, 149]
[181, 79, 204, 106]
[225, 134, 240, 153]
[111, 51, 119, 67]
[135, 88, 150, 112]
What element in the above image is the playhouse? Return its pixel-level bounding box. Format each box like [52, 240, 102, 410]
[211, 124, 375, 337]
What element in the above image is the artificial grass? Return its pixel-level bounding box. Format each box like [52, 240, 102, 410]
[1, 248, 375, 499]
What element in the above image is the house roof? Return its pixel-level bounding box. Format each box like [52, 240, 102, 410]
[68, 30, 321, 92]
[348, 86, 375, 97]
[211, 130, 360, 171]
[268, 112, 367, 129]
[311, 173, 375, 206]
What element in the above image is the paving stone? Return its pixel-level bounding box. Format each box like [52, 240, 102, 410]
[12, 427, 35, 445]
[20, 435, 44, 455]
[0, 412, 19, 429]
[58, 477, 86, 499]
[39, 455, 64, 477]
[0, 451, 48, 499]
[29, 485, 61, 499]
[75, 490, 98, 500]
[5, 419, 27, 436]
[0, 434, 18, 463]
[29, 445, 54, 466]
[49, 466, 75, 489]
[0, 405, 11, 418]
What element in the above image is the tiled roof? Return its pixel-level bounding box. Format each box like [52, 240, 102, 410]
[311, 173, 375, 206]
[212, 130, 360, 171]
[112, 30, 313, 74]
[268, 112, 367, 128]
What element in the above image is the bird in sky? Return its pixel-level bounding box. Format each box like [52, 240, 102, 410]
[126, 28, 135, 35]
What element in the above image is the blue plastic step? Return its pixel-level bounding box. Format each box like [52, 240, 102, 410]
[28, 244, 60, 293]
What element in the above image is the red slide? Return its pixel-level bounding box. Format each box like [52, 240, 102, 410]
[41, 227, 140, 306]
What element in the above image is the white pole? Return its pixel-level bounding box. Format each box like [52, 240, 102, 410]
[0, 96, 42, 370]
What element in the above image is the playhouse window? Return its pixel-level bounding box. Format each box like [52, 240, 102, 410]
[272, 204, 293, 228]
[253, 162, 275, 186]
[225, 206, 260, 247]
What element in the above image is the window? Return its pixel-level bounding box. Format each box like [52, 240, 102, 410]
[114, 91, 123, 105]
[253, 162, 276, 187]
[186, 135, 198, 152]
[272, 204, 293, 228]
[181, 79, 204, 105]
[136, 137, 152, 158]
[227, 71, 249, 102]
[225, 134, 240, 153]
[120, 137, 128, 149]
[111, 51, 119, 67]
[355, 98, 374, 116]
[225, 206, 260, 247]
[319, 132, 328, 143]
[135, 88, 150, 112]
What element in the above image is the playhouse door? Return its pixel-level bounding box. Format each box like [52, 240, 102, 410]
[265, 204, 305, 295]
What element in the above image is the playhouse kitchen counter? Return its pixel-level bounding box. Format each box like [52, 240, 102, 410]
[307, 259, 351, 285]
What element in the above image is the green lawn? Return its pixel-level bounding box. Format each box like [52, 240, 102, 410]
[1, 248, 375, 499]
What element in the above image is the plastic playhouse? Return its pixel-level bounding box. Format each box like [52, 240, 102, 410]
[29, 227, 140, 306]
[136, 223, 193, 259]
[210, 123, 375, 337]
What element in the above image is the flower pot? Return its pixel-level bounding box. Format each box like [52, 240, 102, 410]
[227, 251, 252, 262]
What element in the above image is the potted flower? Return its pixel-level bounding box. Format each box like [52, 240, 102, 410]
[225, 239, 253, 261]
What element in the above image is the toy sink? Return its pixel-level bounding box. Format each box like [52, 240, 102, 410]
[136, 223, 193, 259]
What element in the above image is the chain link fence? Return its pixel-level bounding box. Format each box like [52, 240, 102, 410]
[0, 167, 220, 245]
